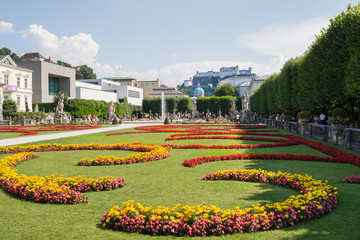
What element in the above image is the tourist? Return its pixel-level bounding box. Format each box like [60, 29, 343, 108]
[236, 114, 240, 124]
[320, 113, 326, 125]
[314, 115, 320, 124]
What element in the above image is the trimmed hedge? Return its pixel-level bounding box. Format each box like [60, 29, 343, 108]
[33, 98, 132, 118]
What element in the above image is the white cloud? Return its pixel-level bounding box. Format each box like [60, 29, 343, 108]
[237, 17, 329, 58]
[0, 21, 13, 33]
[16, 24, 286, 87]
[21, 24, 99, 66]
[118, 58, 286, 87]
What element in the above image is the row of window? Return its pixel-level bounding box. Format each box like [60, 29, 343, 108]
[3, 74, 29, 88]
[135, 82, 156, 87]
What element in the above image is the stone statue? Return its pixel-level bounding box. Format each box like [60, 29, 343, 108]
[107, 101, 117, 121]
[239, 90, 252, 123]
[241, 90, 250, 110]
[54, 93, 69, 123]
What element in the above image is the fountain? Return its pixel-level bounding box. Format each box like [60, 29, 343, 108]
[161, 92, 166, 120]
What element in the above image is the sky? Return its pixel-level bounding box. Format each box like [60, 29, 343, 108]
[0, 0, 358, 87]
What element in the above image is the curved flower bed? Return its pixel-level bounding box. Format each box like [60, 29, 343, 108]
[0, 152, 124, 204]
[0, 142, 169, 155]
[101, 168, 337, 237]
[77, 144, 171, 166]
[0, 143, 171, 204]
[343, 175, 360, 184]
[0, 125, 101, 136]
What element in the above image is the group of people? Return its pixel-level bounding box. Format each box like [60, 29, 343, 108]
[85, 113, 97, 122]
[274, 112, 328, 125]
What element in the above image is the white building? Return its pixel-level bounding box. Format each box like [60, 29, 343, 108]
[219, 66, 240, 78]
[183, 79, 192, 87]
[0, 55, 33, 112]
[219, 68, 266, 99]
[76, 79, 143, 106]
[235, 75, 267, 98]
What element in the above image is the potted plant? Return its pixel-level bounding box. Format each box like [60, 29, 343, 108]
[328, 108, 348, 132]
[298, 110, 311, 123]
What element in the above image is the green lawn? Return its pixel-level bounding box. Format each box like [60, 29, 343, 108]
[0, 125, 115, 139]
[0, 125, 360, 240]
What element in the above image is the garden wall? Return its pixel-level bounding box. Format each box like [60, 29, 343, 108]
[257, 117, 360, 152]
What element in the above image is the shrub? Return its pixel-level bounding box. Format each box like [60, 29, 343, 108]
[112, 118, 119, 125]
[331, 108, 347, 118]
[2, 99, 17, 118]
[164, 117, 169, 124]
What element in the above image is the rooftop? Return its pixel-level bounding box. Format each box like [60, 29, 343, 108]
[104, 77, 137, 82]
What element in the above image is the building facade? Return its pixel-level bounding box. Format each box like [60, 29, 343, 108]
[76, 79, 143, 106]
[149, 87, 188, 98]
[18, 53, 75, 103]
[135, 79, 163, 98]
[0, 55, 33, 112]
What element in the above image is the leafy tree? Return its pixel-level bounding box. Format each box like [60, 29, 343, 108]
[75, 65, 97, 79]
[177, 97, 192, 113]
[179, 88, 194, 97]
[166, 97, 176, 113]
[57, 60, 72, 68]
[2, 99, 17, 118]
[0, 47, 21, 62]
[215, 83, 236, 96]
[196, 97, 210, 114]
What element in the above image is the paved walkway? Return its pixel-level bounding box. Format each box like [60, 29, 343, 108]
[0, 122, 162, 147]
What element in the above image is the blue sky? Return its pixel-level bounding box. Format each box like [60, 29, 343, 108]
[0, 0, 358, 86]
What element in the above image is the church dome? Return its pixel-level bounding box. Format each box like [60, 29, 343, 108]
[194, 87, 204, 94]
[194, 83, 204, 94]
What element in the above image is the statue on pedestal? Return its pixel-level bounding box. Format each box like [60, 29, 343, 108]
[107, 101, 117, 121]
[54, 93, 69, 124]
[239, 90, 253, 123]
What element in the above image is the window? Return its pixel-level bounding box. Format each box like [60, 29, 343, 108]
[128, 90, 140, 98]
[146, 82, 148, 86]
[4, 75, 9, 85]
[17, 77, 20, 87]
[152, 82, 154, 86]
[24, 96, 28, 108]
[49, 76, 59, 95]
[24, 79, 28, 88]
[17, 95, 21, 106]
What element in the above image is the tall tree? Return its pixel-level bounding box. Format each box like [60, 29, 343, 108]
[215, 83, 236, 96]
[75, 65, 97, 79]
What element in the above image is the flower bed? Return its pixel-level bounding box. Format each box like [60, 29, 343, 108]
[0, 152, 124, 204]
[343, 175, 360, 184]
[101, 168, 337, 237]
[0, 143, 171, 204]
[77, 144, 171, 166]
[0, 125, 101, 136]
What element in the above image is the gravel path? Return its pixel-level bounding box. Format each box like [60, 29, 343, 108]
[0, 122, 162, 146]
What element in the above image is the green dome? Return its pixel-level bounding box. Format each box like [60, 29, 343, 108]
[194, 87, 204, 94]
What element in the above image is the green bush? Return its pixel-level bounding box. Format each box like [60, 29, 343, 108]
[2, 99, 17, 118]
[331, 108, 347, 117]
[112, 118, 119, 124]
[164, 116, 170, 124]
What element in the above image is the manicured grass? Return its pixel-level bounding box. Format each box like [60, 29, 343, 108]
[1, 125, 360, 239]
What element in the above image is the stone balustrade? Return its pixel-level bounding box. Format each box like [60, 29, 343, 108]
[257, 117, 360, 152]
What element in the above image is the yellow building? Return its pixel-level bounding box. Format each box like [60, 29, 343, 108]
[135, 79, 163, 98]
